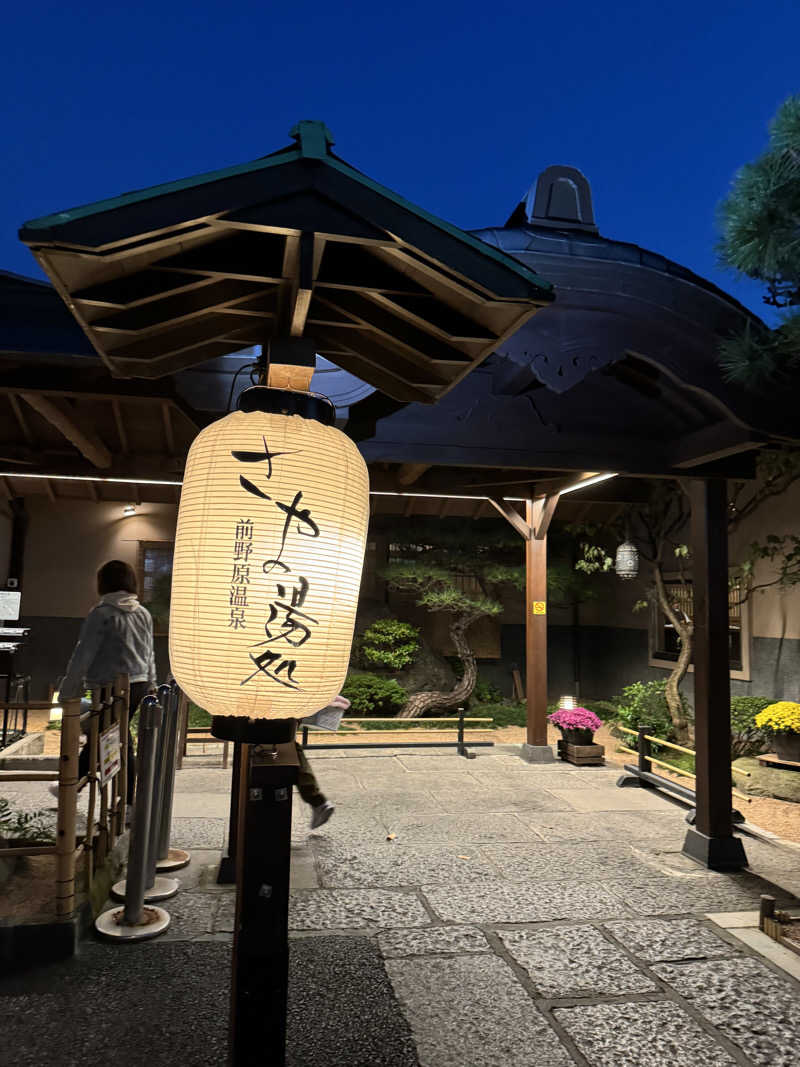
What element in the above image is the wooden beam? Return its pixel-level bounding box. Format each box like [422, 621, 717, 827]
[532, 493, 560, 540]
[403, 497, 416, 517]
[683, 478, 747, 871]
[397, 463, 431, 487]
[8, 395, 34, 445]
[289, 231, 315, 337]
[161, 401, 175, 454]
[45, 479, 56, 502]
[0, 477, 11, 500]
[86, 480, 99, 502]
[487, 497, 531, 540]
[19, 393, 112, 469]
[112, 399, 129, 453]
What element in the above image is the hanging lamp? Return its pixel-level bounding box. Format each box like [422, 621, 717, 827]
[169, 383, 369, 720]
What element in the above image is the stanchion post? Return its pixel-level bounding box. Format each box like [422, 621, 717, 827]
[96, 695, 171, 940]
[125, 697, 162, 925]
[155, 683, 191, 872]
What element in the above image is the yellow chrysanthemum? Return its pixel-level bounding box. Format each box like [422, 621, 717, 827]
[755, 701, 800, 734]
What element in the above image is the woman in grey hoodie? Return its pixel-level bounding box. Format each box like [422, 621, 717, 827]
[59, 560, 157, 805]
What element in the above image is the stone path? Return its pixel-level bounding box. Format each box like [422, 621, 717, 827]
[3, 743, 800, 1065]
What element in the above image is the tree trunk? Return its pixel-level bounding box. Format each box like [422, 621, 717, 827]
[396, 615, 478, 719]
[653, 567, 693, 743]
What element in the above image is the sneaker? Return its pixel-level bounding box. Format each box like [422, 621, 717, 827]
[310, 801, 334, 830]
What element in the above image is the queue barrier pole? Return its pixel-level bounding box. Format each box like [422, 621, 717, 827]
[156, 682, 191, 871]
[96, 696, 170, 940]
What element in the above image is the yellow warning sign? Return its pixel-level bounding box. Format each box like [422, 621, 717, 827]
[532, 601, 546, 615]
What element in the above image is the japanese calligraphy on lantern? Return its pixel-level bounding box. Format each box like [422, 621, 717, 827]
[169, 406, 370, 720]
[229, 438, 321, 692]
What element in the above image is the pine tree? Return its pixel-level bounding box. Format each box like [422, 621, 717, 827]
[718, 95, 800, 386]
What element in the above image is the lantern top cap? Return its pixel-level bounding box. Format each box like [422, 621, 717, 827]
[236, 386, 336, 425]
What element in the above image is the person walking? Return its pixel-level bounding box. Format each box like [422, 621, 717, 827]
[297, 694, 350, 829]
[54, 560, 157, 807]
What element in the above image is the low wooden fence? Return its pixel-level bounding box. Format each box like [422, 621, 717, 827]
[0, 674, 131, 919]
[616, 724, 753, 814]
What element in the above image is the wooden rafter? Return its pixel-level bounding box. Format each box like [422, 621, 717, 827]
[8, 395, 34, 445]
[397, 463, 431, 487]
[45, 479, 56, 502]
[112, 399, 129, 453]
[20, 393, 112, 469]
[161, 401, 175, 454]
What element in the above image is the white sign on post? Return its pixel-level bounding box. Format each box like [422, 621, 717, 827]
[99, 724, 122, 785]
[0, 591, 21, 620]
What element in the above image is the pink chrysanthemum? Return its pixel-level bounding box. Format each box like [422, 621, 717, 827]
[547, 707, 602, 733]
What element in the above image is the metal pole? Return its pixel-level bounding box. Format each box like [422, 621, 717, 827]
[95, 696, 170, 941]
[125, 697, 161, 924]
[155, 682, 190, 871]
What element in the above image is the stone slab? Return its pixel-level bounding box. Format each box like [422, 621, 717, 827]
[288, 937, 419, 1067]
[724, 926, 800, 982]
[170, 792, 231, 819]
[653, 956, 800, 1066]
[545, 785, 676, 812]
[312, 838, 498, 888]
[480, 840, 656, 883]
[603, 872, 779, 915]
[173, 769, 233, 794]
[378, 926, 491, 957]
[385, 812, 534, 844]
[170, 817, 227, 849]
[422, 879, 629, 924]
[499, 925, 656, 997]
[429, 786, 574, 814]
[290, 888, 430, 930]
[521, 810, 686, 847]
[554, 1001, 736, 1067]
[0, 942, 231, 1067]
[603, 918, 739, 962]
[386, 955, 571, 1067]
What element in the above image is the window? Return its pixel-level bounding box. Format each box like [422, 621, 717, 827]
[138, 541, 174, 634]
[649, 578, 750, 680]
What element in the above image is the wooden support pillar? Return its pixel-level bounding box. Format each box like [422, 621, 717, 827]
[521, 496, 557, 763]
[683, 478, 746, 870]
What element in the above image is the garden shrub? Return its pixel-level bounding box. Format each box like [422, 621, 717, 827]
[584, 699, 618, 721]
[0, 797, 55, 845]
[357, 619, 421, 670]
[730, 696, 771, 759]
[614, 679, 685, 741]
[341, 672, 408, 716]
[476, 702, 527, 729]
[471, 677, 503, 705]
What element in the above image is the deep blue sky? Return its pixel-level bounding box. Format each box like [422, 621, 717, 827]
[2, 1, 797, 320]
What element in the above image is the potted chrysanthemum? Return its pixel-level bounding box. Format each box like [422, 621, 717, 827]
[548, 706, 604, 765]
[755, 701, 800, 763]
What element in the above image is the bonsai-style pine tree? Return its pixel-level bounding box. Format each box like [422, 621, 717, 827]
[383, 517, 522, 718]
[718, 94, 800, 386]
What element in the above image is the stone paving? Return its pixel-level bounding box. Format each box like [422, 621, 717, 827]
[3, 742, 800, 1066]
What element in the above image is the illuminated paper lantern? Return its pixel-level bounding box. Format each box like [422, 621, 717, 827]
[169, 388, 369, 719]
[615, 540, 639, 580]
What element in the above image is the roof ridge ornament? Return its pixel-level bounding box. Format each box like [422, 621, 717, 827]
[290, 120, 336, 159]
[506, 165, 598, 234]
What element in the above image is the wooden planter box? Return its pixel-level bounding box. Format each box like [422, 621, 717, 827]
[557, 738, 605, 766]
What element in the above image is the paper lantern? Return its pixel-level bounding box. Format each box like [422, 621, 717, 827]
[169, 388, 369, 719]
[615, 540, 639, 581]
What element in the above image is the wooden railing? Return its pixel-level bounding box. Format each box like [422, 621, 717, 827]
[0, 674, 131, 919]
[615, 724, 752, 806]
